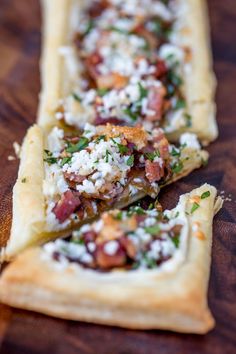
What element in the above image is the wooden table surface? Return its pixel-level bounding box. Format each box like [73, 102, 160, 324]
[0, 0, 236, 353]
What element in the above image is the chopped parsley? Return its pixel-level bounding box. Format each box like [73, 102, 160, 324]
[72, 93, 82, 102]
[97, 88, 109, 97]
[127, 205, 146, 216]
[145, 150, 160, 161]
[111, 138, 129, 154]
[44, 150, 57, 165]
[170, 147, 181, 157]
[60, 157, 71, 166]
[174, 98, 186, 110]
[114, 211, 123, 220]
[171, 161, 183, 174]
[126, 155, 134, 166]
[108, 26, 130, 35]
[201, 191, 210, 199]
[167, 70, 183, 87]
[95, 135, 106, 143]
[185, 113, 192, 127]
[66, 137, 89, 153]
[84, 20, 94, 36]
[21, 177, 27, 183]
[191, 202, 200, 214]
[105, 149, 111, 163]
[171, 235, 180, 248]
[144, 225, 161, 235]
[138, 82, 148, 101]
[123, 107, 138, 121]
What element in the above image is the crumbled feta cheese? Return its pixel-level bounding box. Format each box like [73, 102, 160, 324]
[180, 133, 201, 150]
[104, 240, 119, 255]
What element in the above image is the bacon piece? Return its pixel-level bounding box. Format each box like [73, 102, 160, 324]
[146, 86, 166, 122]
[120, 237, 137, 259]
[154, 59, 168, 78]
[63, 172, 86, 184]
[145, 160, 164, 183]
[53, 190, 81, 223]
[88, 0, 108, 18]
[94, 116, 124, 126]
[134, 25, 158, 51]
[95, 243, 126, 269]
[153, 129, 170, 160]
[85, 52, 103, 81]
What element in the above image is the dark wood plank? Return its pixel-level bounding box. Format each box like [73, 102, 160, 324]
[0, 0, 236, 353]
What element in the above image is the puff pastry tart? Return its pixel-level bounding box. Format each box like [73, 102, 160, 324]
[2, 123, 207, 259]
[39, 0, 217, 144]
[0, 184, 223, 333]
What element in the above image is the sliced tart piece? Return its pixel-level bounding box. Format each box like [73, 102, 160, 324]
[2, 124, 208, 259]
[0, 184, 223, 333]
[39, 0, 217, 143]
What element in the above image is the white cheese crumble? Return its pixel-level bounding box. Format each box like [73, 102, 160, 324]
[180, 133, 201, 150]
[104, 240, 119, 255]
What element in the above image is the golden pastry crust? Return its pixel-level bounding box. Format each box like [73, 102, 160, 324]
[37, 0, 217, 144]
[0, 185, 222, 333]
[169, 0, 218, 144]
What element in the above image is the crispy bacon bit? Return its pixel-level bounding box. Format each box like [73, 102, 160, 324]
[63, 172, 86, 185]
[194, 230, 206, 240]
[88, 0, 108, 18]
[134, 25, 158, 50]
[146, 86, 166, 121]
[53, 190, 81, 223]
[94, 116, 123, 126]
[95, 243, 126, 269]
[120, 236, 137, 259]
[154, 59, 168, 78]
[153, 129, 170, 160]
[145, 160, 164, 183]
[85, 52, 103, 80]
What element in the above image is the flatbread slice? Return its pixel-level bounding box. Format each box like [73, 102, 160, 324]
[38, 0, 217, 144]
[0, 184, 223, 333]
[1, 124, 208, 260]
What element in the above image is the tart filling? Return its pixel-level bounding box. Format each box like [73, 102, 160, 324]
[56, 0, 192, 133]
[43, 123, 202, 231]
[43, 204, 188, 272]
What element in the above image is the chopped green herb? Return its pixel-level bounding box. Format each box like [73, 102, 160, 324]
[171, 235, 180, 248]
[145, 225, 161, 235]
[148, 203, 154, 210]
[21, 177, 27, 183]
[191, 202, 200, 214]
[108, 26, 130, 35]
[115, 211, 123, 220]
[145, 150, 160, 161]
[201, 191, 210, 199]
[97, 88, 109, 97]
[127, 205, 146, 216]
[105, 150, 113, 163]
[167, 70, 183, 87]
[66, 137, 89, 153]
[170, 147, 181, 157]
[171, 161, 183, 174]
[44, 157, 57, 165]
[174, 98, 186, 110]
[175, 211, 180, 218]
[60, 157, 71, 166]
[72, 238, 85, 245]
[72, 93, 82, 102]
[126, 155, 134, 166]
[84, 20, 94, 36]
[95, 135, 106, 143]
[143, 254, 157, 269]
[118, 144, 128, 154]
[185, 113, 192, 127]
[123, 107, 138, 121]
[138, 82, 148, 101]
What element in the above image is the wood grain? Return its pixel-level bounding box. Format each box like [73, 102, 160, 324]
[0, 0, 236, 353]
